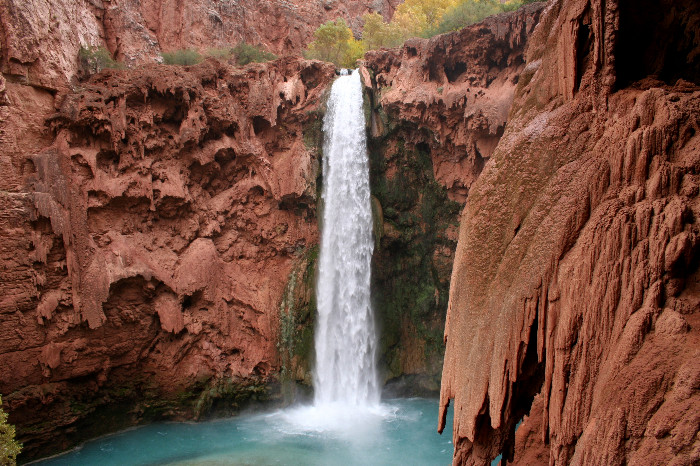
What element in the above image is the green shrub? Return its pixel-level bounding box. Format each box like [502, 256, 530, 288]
[232, 43, 277, 65]
[360, 12, 405, 50]
[161, 49, 203, 66]
[205, 47, 235, 61]
[432, 0, 534, 35]
[78, 45, 123, 75]
[304, 18, 363, 68]
[0, 396, 21, 465]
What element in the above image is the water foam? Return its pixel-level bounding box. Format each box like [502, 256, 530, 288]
[313, 69, 379, 409]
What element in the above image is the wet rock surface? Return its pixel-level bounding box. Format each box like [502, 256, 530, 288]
[362, 2, 545, 397]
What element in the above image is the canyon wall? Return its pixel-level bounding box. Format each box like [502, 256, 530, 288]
[2, 0, 699, 464]
[363, 3, 545, 395]
[0, 0, 399, 89]
[0, 57, 335, 460]
[438, 0, 700, 464]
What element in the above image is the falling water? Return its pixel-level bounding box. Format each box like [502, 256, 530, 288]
[313, 69, 379, 407]
[34, 70, 457, 466]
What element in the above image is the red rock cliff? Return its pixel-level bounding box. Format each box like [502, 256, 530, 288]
[365, 3, 544, 203]
[0, 57, 334, 460]
[438, 0, 700, 464]
[361, 3, 545, 396]
[0, 0, 399, 90]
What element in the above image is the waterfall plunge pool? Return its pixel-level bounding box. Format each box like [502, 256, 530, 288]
[35, 398, 454, 465]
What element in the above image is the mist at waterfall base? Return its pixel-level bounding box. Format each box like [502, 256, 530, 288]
[35, 71, 455, 465]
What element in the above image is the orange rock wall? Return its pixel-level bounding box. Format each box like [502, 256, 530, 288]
[0, 0, 399, 89]
[0, 57, 335, 460]
[438, 0, 700, 464]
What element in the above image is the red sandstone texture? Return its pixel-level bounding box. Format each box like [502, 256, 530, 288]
[364, 3, 545, 203]
[0, 0, 399, 90]
[360, 4, 545, 394]
[0, 57, 334, 459]
[438, 0, 700, 464]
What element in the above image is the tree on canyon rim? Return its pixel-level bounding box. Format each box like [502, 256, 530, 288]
[306, 0, 542, 66]
[305, 18, 363, 68]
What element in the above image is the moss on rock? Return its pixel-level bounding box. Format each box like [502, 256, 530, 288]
[367, 113, 460, 390]
[278, 245, 319, 402]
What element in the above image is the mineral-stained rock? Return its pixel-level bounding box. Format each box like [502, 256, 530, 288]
[0, 0, 400, 90]
[0, 57, 334, 460]
[438, 0, 700, 464]
[361, 3, 545, 395]
[364, 3, 545, 203]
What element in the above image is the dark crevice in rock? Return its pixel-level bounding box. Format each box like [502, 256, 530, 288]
[574, 4, 592, 93]
[616, 0, 700, 88]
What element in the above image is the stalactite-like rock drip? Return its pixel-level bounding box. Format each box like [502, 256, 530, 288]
[439, 0, 700, 464]
[0, 57, 334, 461]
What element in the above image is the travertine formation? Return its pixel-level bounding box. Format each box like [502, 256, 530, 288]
[0, 57, 334, 459]
[365, 3, 544, 203]
[1, 0, 699, 464]
[0, 0, 399, 89]
[438, 0, 700, 464]
[361, 3, 545, 395]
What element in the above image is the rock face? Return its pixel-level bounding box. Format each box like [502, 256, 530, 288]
[362, 3, 545, 395]
[365, 3, 544, 203]
[438, 0, 700, 464]
[0, 0, 399, 90]
[0, 57, 334, 460]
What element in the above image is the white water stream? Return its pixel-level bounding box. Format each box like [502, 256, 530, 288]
[313, 69, 379, 408]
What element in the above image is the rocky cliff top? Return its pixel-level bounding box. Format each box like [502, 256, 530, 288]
[0, 0, 399, 90]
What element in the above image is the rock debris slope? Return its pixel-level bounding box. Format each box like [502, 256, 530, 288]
[438, 0, 700, 464]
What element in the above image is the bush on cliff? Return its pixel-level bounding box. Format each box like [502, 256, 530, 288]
[304, 18, 363, 68]
[0, 396, 21, 465]
[232, 43, 277, 66]
[361, 12, 405, 49]
[180, 44, 275, 66]
[205, 47, 235, 61]
[78, 45, 123, 75]
[161, 49, 203, 66]
[433, 0, 538, 35]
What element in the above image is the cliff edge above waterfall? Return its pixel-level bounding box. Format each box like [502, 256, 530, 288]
[438, 0, 700, 464]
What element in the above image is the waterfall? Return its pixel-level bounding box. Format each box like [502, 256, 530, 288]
[313, 69, 379, 407]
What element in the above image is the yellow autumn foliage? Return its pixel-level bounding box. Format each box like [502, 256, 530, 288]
[305, 0, 538, 67]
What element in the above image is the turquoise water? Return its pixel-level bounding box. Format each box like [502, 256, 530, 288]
[36, 398, 454, 465]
